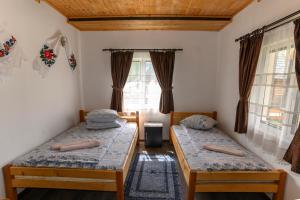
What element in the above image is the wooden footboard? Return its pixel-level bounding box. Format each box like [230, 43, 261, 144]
[2, 110, 139, 200]
[3, 166, 119, 200]
[195, 170, 286, 199]
[169, 111, 287, 200]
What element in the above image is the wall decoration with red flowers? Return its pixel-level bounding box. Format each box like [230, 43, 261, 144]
[68, 53, 77, 70]
[0, 26, 25, 82]
[39, 45, 57, 67]
[33, 31, 77, 78]
[0, 36, 17, 58]
[60, 36, 77, 71]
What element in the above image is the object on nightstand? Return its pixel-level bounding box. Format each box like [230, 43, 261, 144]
[144, 122, 163, 147]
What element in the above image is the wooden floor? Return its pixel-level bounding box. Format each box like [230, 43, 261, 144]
[18, 141, 270, 200]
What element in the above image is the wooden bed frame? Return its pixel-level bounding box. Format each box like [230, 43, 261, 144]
[3, 110, 139, 200]
[169, 111, 287, 200]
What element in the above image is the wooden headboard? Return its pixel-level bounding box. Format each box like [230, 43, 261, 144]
[170, 111, 217, 126]
[79, 110, 139, 124]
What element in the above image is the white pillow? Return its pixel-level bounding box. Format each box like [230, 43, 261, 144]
[180, 115, 217, 130]
[86, 109, 119, 122]
[86, 119, 127, 130]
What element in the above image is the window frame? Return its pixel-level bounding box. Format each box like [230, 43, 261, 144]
[257, 43, 297, 130]
[123, 56, 161, 111]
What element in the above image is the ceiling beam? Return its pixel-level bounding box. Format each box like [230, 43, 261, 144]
[68, 16, 232, 22]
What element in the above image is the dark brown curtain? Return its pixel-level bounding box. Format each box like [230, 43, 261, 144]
[150, 51, 175, 114]
[110, 51, 133, 112]
[234, 30, 264, 133]
[284, 19, 300, 173]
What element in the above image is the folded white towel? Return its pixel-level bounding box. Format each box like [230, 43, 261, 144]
[50, 139, 92, 150]
[50, 140, 100, 152]
[203, 144, 245, 157]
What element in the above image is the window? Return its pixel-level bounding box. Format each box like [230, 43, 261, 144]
[248, 23, 298, 158]
[123, 53, 161, 111]
[259, 46, 297, 128]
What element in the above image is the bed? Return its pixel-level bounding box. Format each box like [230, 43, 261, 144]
[3, 110, 139, 200]
[169, 111, 286, 200]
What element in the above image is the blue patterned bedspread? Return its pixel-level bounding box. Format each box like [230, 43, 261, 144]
[12, 123, 137, 170]
[172, 125, 272, 171]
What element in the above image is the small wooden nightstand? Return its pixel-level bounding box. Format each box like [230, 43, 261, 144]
[144, 122, 163, 147]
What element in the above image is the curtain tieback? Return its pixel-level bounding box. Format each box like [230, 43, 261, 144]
[112, 86, 123, 91]
[239, 97, 248, 102]
[162, 87, 173, 91]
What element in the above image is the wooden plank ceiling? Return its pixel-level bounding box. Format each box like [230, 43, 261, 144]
[39, 0, 253, 31]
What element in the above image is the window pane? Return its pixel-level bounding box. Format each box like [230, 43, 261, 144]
[123, 58, 161, 111]
[256, 45, 297, 128]
[127, 61, 141, 82]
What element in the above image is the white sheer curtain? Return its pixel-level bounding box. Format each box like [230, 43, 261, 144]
[123, 52, 161, 112]
[123, 52, 166, 140]
[248, 23, 298, 159]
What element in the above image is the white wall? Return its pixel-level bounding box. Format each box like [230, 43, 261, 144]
[216, 0, 300, 199]
[80, 31, 219, 139]
[0, 0, 80, 197]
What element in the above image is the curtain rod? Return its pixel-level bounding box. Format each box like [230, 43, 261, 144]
[102, 48, 183, 52]
[235, 9, 300, 42]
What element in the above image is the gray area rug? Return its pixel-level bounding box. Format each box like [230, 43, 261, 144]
[125, 152, 182, 200]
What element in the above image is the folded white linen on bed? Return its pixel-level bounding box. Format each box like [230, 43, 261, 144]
[50, 140, 100, 152]
[203, 144, 245, 157]
[50, 139, 91, 150]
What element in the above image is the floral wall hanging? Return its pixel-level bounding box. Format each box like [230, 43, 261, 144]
[60, 36, 77, 71]
[0, 26, 25, 81]
[33, 30, 77, 77]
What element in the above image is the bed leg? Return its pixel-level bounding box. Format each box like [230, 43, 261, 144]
[137, 129, 140, 147]
[136, 111, 140, 147]
[3, 165, 17, 200]
[169, 112, 174, 145]
[116, 171, 124, 200]
[169, 130, 173, 145]
[272, 170, 287, 200]
[187, 171, 196, 200]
